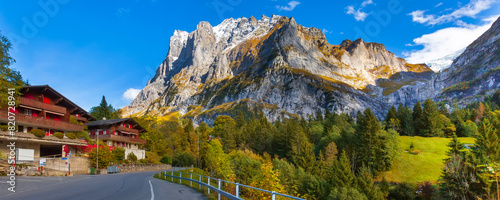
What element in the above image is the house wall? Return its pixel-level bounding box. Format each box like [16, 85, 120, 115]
[125, 148, 145, 160]
[0, 140, 41, 159]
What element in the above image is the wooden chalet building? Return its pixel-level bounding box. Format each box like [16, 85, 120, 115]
[86, 118, 147, 159]
[0, 85, 93, 162]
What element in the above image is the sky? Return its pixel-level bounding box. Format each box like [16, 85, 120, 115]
[0, 0, 499, 111]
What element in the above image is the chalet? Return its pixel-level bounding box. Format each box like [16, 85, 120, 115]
[86, 118, 147, 159]
[0, 85, 93, 162]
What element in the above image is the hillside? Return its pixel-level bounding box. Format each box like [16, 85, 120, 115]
[380, 136, 476, 183]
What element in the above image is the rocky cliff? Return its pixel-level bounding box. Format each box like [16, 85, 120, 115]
[123, 15, 500, 123]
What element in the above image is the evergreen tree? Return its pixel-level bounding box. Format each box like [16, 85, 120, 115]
[89, 96, 122, 120]
[213, 115, 237, 152]
[397, 104, 414, 136]
[329, 150, 355, 188]
[413, 101, 424, 136]
[476, 119, 500, 162]
[356, 165, 383, 200]
[422, 99, 441, 136]
[446, 133, 462, 160]
[385, 105, 399, 131]
[0, 32, 27, 106]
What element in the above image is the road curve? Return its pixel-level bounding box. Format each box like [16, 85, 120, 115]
[0, 170, 207, 200]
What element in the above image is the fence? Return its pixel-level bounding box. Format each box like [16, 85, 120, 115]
[162, 170, 305, 200]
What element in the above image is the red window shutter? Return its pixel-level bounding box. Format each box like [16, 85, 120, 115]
[43, 97, 50, 104]
[32, 112, 37, 117]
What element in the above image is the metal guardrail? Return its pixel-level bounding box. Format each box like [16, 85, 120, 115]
[162, 170, 305, 200]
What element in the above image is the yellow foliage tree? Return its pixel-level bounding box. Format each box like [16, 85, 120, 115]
[249, 162, 285, 200]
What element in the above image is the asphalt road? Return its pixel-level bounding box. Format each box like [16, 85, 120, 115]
[0, 169, 207, 200]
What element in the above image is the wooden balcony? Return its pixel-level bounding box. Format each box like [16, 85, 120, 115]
[73, 115, 88, 122]
[90, 134, 146, 144]
[113, 126, 140, 134]
[0, 110, 83, 132]
[19, 97, 66, 114]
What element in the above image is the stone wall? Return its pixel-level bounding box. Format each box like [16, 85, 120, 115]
[112, 164, 171, 173]
[43, 157, 89, 175]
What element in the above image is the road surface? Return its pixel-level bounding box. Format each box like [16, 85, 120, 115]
[0, 169, 207, 200]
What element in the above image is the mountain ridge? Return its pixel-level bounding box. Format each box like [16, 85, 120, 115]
[123, 15, 500, 123]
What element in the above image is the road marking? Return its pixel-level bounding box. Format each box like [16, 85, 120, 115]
[149, 180, 155, 200]
[0, 176, 90, 198]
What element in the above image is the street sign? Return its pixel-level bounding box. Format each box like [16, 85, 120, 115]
[40, 158, 46, 166]
[62, 157, 68, 160]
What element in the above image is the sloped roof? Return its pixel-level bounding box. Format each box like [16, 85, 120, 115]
[86, 118, 146, 133]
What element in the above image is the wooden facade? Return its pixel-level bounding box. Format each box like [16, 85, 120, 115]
[0, 85, 94, 134]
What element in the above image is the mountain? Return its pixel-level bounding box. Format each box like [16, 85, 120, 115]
[424, 49, 464, 72]
[123, 15, 499, 123]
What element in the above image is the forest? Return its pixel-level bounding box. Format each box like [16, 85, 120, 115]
[133, 93, 500, 200]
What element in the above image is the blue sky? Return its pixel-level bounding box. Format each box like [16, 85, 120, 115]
[0, 0, 499, 111]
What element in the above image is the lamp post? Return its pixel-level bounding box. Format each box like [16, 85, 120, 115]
[97, 117, 106, 173]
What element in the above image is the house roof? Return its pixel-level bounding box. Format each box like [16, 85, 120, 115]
[86, 118, 147, 133]
[22, 85, 94, 120]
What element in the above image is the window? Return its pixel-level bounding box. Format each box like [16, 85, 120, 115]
[24, 109, 32, 116]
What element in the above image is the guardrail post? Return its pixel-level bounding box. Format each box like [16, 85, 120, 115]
[199, 175, 201, 190]
[164, 171, 166, 180]
[218, 179, 221, 200]
[179, 172, 182, 184]
[171, 171, 173, 182]
[236, 183, 239, 198]
[208, 177, 211, 194]
[272, 191, 276, 200]
[190, 173, 193, 187]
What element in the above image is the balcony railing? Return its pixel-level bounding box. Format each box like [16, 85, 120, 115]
[73, 115, 88, 122]
[90, 134, 146, 144]
[113, 126, 140, 134]
[19, 97, 66, 114]
[0, 110, 83, 132]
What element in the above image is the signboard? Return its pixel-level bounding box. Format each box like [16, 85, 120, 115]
[16, 149, 34, 162]
[61, 157, 68, 160]
[40, 158, 46, 166]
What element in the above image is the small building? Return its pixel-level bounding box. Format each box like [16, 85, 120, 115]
[0, 85, 92, 175]
[86, 118, 147, 159]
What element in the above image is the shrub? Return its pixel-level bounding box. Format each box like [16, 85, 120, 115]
[145, 151, 161, 164]
[88, 146, 113, 169]
[388, 182, 416, 200]
[112, 147, 125, 163]
[139, 159, 148, 164]
[172, 152, 195, 167]
[65, 132, 77, 139]
[127, 152, 137, 162]
[160, 155, 172, 164]
[30, 129, 45, 137]
[53, 132, 64, 139]
[0, 125, 8, 131]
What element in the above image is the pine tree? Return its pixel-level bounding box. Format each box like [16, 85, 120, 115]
[476, 119, 500, 162]
[0, 32, 27, 107]
[356, 165, 383, 200]
[89, 96, 121, 120]
[413, 101, 424, 136]
[445, 133, 462, 160]
[397, 104, 414, 136]
[385, 105, 399, 131]
[330, 150, 355, 188]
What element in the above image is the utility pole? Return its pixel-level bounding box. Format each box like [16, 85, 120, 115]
[97, 117, 106, 173]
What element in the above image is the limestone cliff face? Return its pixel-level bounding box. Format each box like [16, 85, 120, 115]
[123, 15, 499, 123]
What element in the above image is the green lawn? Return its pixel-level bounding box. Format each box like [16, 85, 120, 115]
[379, 136, 476, 183]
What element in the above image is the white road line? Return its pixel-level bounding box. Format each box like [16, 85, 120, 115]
[149, 180, 155, 200]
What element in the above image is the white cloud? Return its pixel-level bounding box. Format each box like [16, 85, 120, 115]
[346, 6, 369, 21]
[409, 0, 495, 25]
[361, 0, 374, 7]
[435, 2, 443, 8]
[346, 0, 374, 21]
[404, 16, 497, 67]
[123, 88, 141, 101]
[322, 28, 330, 34]
[276, 1, 301, 11]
